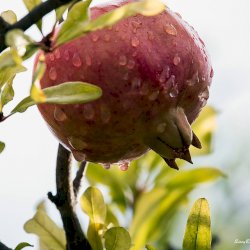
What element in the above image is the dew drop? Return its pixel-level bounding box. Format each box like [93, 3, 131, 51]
[49, 67, 57, 80]
[54, 107, 67, 122]
[119, 55, 127, 66]
[157, 123, 166, 133]
[192, 71, 200, 83]
[169, 87, 179, 98]
[119, 162, 129, 171]
[72, 53, 82, 67]
[64, 50, 70, 61]
[140, 83, 149, 96]
[210, 68, 214, 78]
[131, 37, 140, 47]
[173, 55, 181, 66]
[158, 66, 170, 83]
[103, 164, 111, 170]
[149, 90, 159, 101]
[131, 77, 142, 89]
[54, 49, 61, 59]
[49, 54, 55, 61]
[100, 104, 111, 123]
[83, 104, 95, 120]
[147, 31, 154, 41]
[127, 59, 136, 69]
[164, 24, 177, 36]
[123, 72, 129, 80]
[104, 34, 110, 42]
[91, 33, 99, 42]
[199, 87, 209, 103]
[86, 55, 92, 66]
[68, 136, 88, 150]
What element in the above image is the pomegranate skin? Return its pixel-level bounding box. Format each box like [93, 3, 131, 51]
[37, 1, 213, 168]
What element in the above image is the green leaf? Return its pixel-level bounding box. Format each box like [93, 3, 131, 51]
[23, 0, 42, 32]
[6, 29, 34, 57]
[191, 106, 217, 156]
[24, 210, 66, 250]
[80, 187, 106, 224]
[11, 81, 102, 114]
[1, 10, 17, 24]
[14, 242, 33, 250]
[104, 227, 131, 250]
[130, 188, 192, 250]
[87, 223, 104, 250]
[106, 206, 120, 227]
[183, 198, 211, 250]
[30, 54, 46, 102]
[145, 244, 157, 250]
[55, 3, 71, 22]
[56, 0, 165, 46]
[0, 77, 15, 111]
[0, 141, 5, 154]
[56, 0, 92, 46]
[165, 168, 225, 190]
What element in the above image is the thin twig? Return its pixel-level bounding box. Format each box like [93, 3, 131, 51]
[73, 161, 87, 197]
[0, 242, 12, 250]
[0, 0, 76, 53]
[48, 144, 91, 250]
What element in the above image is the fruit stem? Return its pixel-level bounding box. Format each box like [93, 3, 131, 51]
[48, 144, 91, 250]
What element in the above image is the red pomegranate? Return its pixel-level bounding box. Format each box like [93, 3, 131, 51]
[36, 0, 213, 170]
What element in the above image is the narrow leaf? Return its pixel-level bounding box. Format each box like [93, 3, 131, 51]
[104, 227, 131, 250]
[15, 242, 33, 250]
[183, 198, 211, 250]
[1, 10, 17, 24]
[165, 168, 225, 189]
[0, 141, 5, 153]
[6, 29, 34, 57]
[145, 244, 157, 250]
[80, 187, 106, 224]
[11, 81, 102, 114]
[24, 210, 66, 250]
[87, 223, 104, 250]
[1, 77, 15, 111]
[56, 0, 165, 46]
[56, 0, 92, 45]
[55, 3, 72, 22]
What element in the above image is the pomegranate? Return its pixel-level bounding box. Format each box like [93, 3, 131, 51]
[36, 0, 213, 170]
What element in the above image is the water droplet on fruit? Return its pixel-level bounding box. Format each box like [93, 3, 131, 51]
[119, 162, 129, 171]
[72, 53, 82, 67]
[131, 37, 140, 47]
[49, 67, 57, 80]
[157, 123, 166, 133]
[198, 87, 209, 105]
[168, 76, 178, 98]
[91, 33, 99, 42]
[127, 59, 135, 69]
[49, 54, 55, 61]
[119, 55, 127, 66]
[173, 55, 181, 65]
[192, 71, 200, 83]
[210, 68, 214, 78]
[64, 50, 70, 61]
[140, 83, 149, 96]
[131, 77, 141, 89]
[169, 87, 179, 98]
[54, 49, 61, 59]
[54, 107, 67, 122]
[123, 72, 129, 80]
[68, 136, 88, 150]
[103, 163, 111, 170]
[158, 66, 170, 83]
[83, 104, 95, 120]
[100, 104, 111, 123]
[164, 24, 177, 36]
[86, 55, 92, 66]
[149, 90, 159, 101]
[104, 34, 110, 42]
[147, 31, 154, 41]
